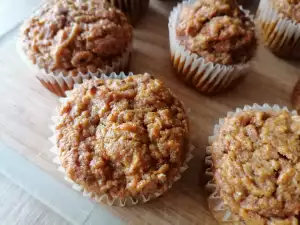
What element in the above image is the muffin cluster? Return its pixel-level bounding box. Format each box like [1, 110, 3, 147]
[17, 0, 300, 217]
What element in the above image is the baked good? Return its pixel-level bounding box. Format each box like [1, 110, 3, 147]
[176, 0, 256, 65]
[169, 0, 257, 94]
[19, 0, 132, 96]
[257, 0, 300, 58]
[206, 105, 300, 225]
[106, 0, 149, 25]
[53, 74, 190, 205]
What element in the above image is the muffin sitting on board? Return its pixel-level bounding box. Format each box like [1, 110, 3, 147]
[168, 0, 257, 94]
[206, 104, 300, 225]
[106, 0, 149, 25]
[18, 0, 132, 97]
[257, 0, 300, 59]
[50, 73, 191, 206]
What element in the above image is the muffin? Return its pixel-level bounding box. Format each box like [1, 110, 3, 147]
[205, 104, 300, 224]
[168, 0, 257, 94]
[51, 73, 191, 206]
[106, 0, 149, 25]
[18, 0, 133, 97]
[256, 0, 300, 58]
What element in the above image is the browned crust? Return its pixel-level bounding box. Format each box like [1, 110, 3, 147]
[211, 110, 300, 224]
[176, 0, 257, 65]
[20, 0, 132, 75]
[55, 74, 189, 199]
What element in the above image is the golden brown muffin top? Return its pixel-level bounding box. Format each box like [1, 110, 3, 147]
[176, 0, 256, 65]
[272, 0, 300, 23]
[55, 74, 189, 199]
[20, 0, 132, 75]
[212, 110, 300, 225]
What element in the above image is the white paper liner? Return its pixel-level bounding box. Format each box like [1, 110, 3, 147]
[168, 1, 252, 94]
[16, 35, 132, 97]
[48, 72, 194, 207]
[204, 104, 297, 224]
[107, 0, 149, 24]
[256, 0, 300, 58]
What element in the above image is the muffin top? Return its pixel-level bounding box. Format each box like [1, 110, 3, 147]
[55, 74, 189, 199]
[21, 0, 132, 75]
[272, 0, 300, 23]
[176, 0, 256, 65]
[212, 110, 300, 224]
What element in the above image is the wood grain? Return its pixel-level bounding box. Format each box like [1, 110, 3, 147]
[0, 1, 299, 224]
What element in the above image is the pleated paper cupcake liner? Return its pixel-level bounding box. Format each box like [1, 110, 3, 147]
[256, 0, 300, 59]
[204, 104, 297, 224]
[292, 79, 300, 114]
[16, 38, 132, 97]
[48, 72, 194, 206]
[107, 0, 149, 25]
[168, 1, 251, 94]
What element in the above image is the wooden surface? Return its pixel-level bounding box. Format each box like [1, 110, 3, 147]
[0, 0, 299, 224]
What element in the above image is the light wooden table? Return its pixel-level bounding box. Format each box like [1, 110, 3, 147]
[0, 0, 299, 225]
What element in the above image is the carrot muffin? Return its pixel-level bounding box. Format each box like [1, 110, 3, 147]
[19, 0, 132, 96]
[106, 0, 149, 25]
[256, 0, 300, 58]
[54, 74, 190, 205]
[209, 108, 300, 224]
[169, 0, 257, 94]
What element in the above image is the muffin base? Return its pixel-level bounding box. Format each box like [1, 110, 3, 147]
[256, 0, 300, 59]
[168, 1, 251, 94]
[16, 39, 132, 97]
[205, 104, 297, 224]
[107, 0, 149, 25]
[49, 72, 194, 206]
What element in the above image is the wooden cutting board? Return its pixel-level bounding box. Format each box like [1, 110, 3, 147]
[0, 0, 299, 224]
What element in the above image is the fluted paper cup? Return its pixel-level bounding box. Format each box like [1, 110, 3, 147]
[107, 0, 149, 25]
[168, 1, 252, 94]
[256, 0, 300, 59]
[16, 38, 132, 97]
[49, 72, 194, 206]
[205, 104, 297, 224]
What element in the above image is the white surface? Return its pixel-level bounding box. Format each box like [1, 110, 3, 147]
[0, 173, 70, 225]
[0, 0, 42, 37]
[0, 143, 123, 225]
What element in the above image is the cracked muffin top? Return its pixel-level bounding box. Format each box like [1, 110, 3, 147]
[55, 74, 189, 199]
[176, 0, 256, 65]
[212, 110, 300, 225]
[20, 0, 132, 75]
[272, 0, 300, 22]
